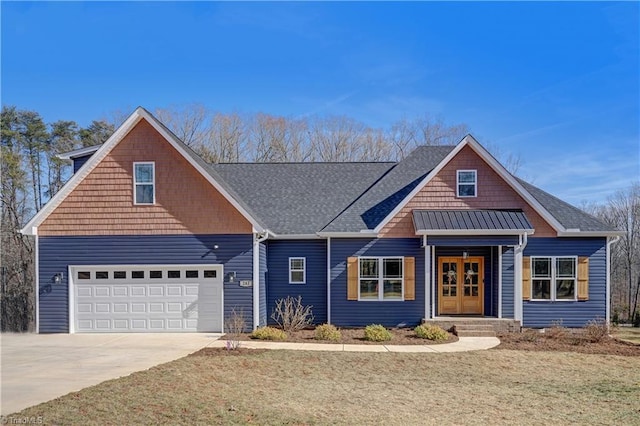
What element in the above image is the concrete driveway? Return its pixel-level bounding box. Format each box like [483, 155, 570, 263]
[0, 332, 222, 415]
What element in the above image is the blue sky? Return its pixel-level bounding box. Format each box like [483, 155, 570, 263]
[2, 1, 638, 206]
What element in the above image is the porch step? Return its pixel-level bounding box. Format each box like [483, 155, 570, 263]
[451, 324, 496, 337]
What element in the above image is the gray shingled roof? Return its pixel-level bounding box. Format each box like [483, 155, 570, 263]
[516, 178, 617, 233]
[320, 146, 456, 232]
[413, 210, 533, 233]
[65, 112, 616, 236]
[211, 162, 394, 235]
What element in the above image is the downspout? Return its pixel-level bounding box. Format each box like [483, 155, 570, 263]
[513, 233, 528, 324]
[253, 231, 269, 330]
[606, 236, 621, 328]
[327, 237, 331, 324]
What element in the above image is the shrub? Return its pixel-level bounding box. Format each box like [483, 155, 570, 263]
[271, 295, 314, 332]
[612, 310, 619, 326]
[364, 324, 392, 342]
[314, 324, 342, 341]
[225, 307, 247, 350]
[546, 320, 567, 339]
[414, 324, 448, 341]
[634, 312, 640, 328]
[250, 326, 287, 341]
[584, 317, 609, 343]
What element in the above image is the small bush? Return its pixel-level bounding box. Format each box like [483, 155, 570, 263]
[364, 324, 392, 342]
[546, 320, 567, 339]
[250, 326, 287, 341]
[225, 307, 247, 350]
[584, 317, 609, 343]
[414, 324, 449, 341]
[633, 312, 640, 328]
[271, 295, 314, 332]
[314, 324, 342, 341]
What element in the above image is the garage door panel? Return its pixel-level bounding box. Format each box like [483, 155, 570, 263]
[113, 287, 128, 297]
[131, 287, 146, 296]
[73, 265, 223, 333]
[95, 287, 110, 297]
[95, 303, 110, 313]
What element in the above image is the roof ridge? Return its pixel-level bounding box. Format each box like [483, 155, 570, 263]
[319, 163, 400, 232]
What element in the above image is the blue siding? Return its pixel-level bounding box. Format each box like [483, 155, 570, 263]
[39, 234, 253, 333]
[523, 237, 607, 328]
[267, 240, 327, 324]
[259, 242, 267, 327]
[73, 155, 92, 173]
[501, 247, 515, 319]
[491, 246, 499, 317]
[331, 238, 424, 327]
[427, 236, 519, 246]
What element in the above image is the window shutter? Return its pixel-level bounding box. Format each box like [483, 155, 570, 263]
[577, 257, 589, 301]
[347, 257, 358, 300]
[522, 256, 531, 301]
[404, 257, 415, 301]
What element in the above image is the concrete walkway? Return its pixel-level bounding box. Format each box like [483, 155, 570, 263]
[209, 336, 501, 352]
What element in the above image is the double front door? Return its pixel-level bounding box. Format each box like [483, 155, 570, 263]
[439, 257, 484, 315]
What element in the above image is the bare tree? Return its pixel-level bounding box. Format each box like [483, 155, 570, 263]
[155, 104, 209, 148]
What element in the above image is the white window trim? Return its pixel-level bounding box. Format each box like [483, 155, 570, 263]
[456, 169, 477, 198]
[289, 257, 306, 284]
[357, 256, 405, 302]
[133, 162, 156, 205]
[530, 256, 578, 302]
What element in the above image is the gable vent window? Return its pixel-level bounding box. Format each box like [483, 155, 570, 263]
[134, 162, 155, 205]
[457, 170, 477, 197]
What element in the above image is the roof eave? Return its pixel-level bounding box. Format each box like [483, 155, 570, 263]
[557, 230, 625, 237]
[316, 230, 379, 238]
[57, 144, 102, 160]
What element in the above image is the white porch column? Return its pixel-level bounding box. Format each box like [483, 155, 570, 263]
[513, 234, 528, 323]
[327, 237, 331, 324]
[498, 245, 503, 319]
[424, 236, 431, 320]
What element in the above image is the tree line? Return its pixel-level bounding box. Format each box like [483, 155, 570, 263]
[1, 104, 637, 330]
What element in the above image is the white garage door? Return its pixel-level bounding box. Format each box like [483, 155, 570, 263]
[70, 265, 223, 333]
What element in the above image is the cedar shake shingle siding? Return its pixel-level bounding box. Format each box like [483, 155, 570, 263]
[380, 145, 557, 238]
[39, 119, 251, 236]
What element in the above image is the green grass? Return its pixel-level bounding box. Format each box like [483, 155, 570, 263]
[12, 349, 640, 425]
[613, 326, 640, 344]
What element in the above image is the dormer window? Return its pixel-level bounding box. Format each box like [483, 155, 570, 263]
[457, 170, 477, 197]
[134, 162, 155, 205]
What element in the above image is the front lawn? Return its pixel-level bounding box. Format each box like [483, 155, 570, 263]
[12, 349, 640, 425]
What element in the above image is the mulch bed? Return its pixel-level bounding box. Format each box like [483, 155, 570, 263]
[214, 326, 639, 356]
[496, 330, 640, 357]
[224, 327, 458, 345]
